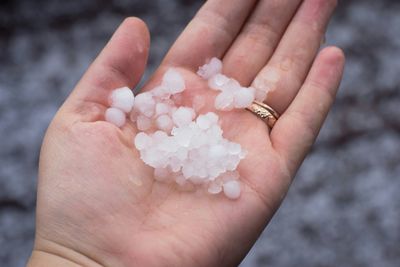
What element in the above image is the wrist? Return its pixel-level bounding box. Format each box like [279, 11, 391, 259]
[28, 238, 104, 267]
[28, 250, 83, 267]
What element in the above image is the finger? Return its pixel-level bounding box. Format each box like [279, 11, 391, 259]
[162, 0, 258, 70]
[252, 0, 337, 114]
[222, 0, 303, 86]
[271, 47, 345, 175]
[67, 17, 150, 109]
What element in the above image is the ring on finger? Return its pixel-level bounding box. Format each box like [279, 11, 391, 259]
[246, 101, 280, 129]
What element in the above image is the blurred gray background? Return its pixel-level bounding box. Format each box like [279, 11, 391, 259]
[0, 0, 399, 266]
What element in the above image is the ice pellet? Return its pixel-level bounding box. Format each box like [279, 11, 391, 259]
[223, 180, 241, 200]
[156, 114, 174, 132]
[105, 107, 126, 127]
[134, 92, 155, 118]
[162, 68, 186, 94]
[155, 103, 171, 116]
[234, 87, 255, 108]
[197, 57, 223, 80]
[208, 181, 223, 194]
[110, 87, 135, 113]
[134, 132, 152, 151]
[172, 107, 195, 127]
[208, 74, 230, 91]
[215, 91, 234, 111]
[196, 114, 212, 130]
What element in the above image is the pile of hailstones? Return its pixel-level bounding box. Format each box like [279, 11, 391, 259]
[105, 58, 260, 200]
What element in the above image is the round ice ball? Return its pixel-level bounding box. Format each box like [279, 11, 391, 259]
[162, 68, 186, 94]
[172, 107, 196, 127]
[208, 73, 230, 91]
[156, 114, 174, 132]
[134, 132, 152, 151]
[234, 87, 255, 108]
[215, 91, 234, 111]
[105, 107, 126, 127]
[155, 103, 171, 116]
[223, 180, 241, 200]
[110, 87, 135, 113]
[197, 57, 223, 80]
[208, 181, 223, 194]
[134, 92, 156, 118]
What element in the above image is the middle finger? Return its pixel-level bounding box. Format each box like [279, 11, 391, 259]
[222, 0, 303, 86]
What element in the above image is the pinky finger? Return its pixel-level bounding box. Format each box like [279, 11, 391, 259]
[271, 46, 345, 175]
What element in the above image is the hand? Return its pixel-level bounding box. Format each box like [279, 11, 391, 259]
[28, 0, 344, 266]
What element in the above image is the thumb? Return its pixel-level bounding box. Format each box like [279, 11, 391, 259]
[63, 17, 150, 120]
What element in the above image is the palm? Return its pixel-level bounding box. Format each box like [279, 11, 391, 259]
[34, 1, 344, 267]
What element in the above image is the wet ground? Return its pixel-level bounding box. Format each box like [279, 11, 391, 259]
[0, 0, 399, 266]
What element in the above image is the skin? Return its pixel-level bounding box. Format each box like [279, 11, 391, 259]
[28, 0, 345, 266]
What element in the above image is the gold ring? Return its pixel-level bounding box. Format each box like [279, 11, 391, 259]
[246, 101, 280, 129]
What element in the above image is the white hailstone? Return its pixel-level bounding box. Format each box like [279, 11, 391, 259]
[109, 87, 135, 113]
[174, 127, 194, 147]
[196, 114, 212, 130]
[182, 163, 195, 178]
[176, 148, 189, 161]
[134, 92, 156, 117]
[155, 103, 171, 116]
[159, 137, 179, 153]
[141, 148, 168, 169]
[215, 91, 234, 111]
[226, 155, 242, 171]
[153, 130, 169, 141]
[152, 85, 170, 99]
[208, 165, 222, 180]
[206, 124, 223, 141]
[234, 87, 255, 108]
[105, 107, 126, 127]
[208, 74, 230, 91]
[209, 144, 227, 159]
[228, 143, 242, 155]
[208, 180, 223, 194]
[221, 78, 241, 92]
[136, 115, 153, 131]
[169, 156, 182, 172]
[162, 68, 185, 94]
[156, 114, 174, 132]
[134, 132, 152, 151]
[172, 107, 196, 127]
[197, 57, 223, 80]
[205, 112, 219, 124]
[223, 180, 241, 200]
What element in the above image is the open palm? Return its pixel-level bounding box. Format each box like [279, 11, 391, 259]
[30, 1, 344, 267]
